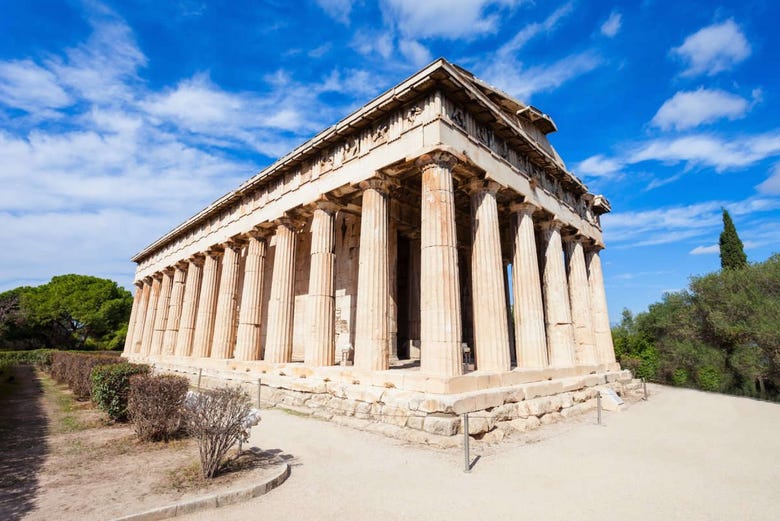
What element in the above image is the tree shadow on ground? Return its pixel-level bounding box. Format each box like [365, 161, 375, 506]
[0, 365, 49, 521]
[225, 447, 299, 474]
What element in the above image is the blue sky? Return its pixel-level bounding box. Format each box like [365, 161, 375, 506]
[1, 0, 779, 323]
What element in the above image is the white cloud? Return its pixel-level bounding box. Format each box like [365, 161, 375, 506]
[398, 39, 432, 67]
[757, 163, 780, 195]
[382, 0, 522, 40]
[651, 88, 750, 131]
[351, 30, 395, 59]
[575, 154, 623, 179]
[672, 19, 751, 77]
[600, 11, 622, 38]
[316, 0, 354, 24]
[495, 2, 573, 58]
[629, 132, 780, 172]
[603, 197, 780, 249]
[690, 244, 719, 255]
[0, 60, 72, 114]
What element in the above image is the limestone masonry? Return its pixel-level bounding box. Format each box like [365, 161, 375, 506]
[123, 59, 632, 440]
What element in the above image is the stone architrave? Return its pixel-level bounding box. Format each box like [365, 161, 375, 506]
[468, 179, 510, 372]
[150, 270, 173, 355]
[354, 178, 390, 371]
[539, 219, 576, 367]
[132, 279, 152, 353]
[264, 219, 297, 364]
[235, 234, 268, 361]
[586, 245, 616, 364]
[162, 264, 187, 356]
[141, 275, 162, 356]
[174, 257, 203, 356]
[192, 250, 222, 358]
[123, 282, 143, 355]
[510, 202, 548, 369]
[305, 203, 337, 366]
[417, 151, 463, 377]
[211, 241, 243, 359]
[564, 234, 597, 366]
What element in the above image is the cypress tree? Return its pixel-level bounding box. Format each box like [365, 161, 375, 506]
[719, 208, 747, 270]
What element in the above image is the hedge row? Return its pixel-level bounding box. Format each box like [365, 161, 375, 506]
[0, 349, 56, 370]
[50, 351, 124, 400]
[91, 363, 151, 421]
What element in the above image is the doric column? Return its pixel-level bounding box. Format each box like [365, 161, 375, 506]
[123, 282, 143, 355]
[539, 219, 576, 367]
[211, 240, 243, 359]
[511, 202, 548, 369]
[264, 219, 297, 363]
[162, 264, 187, 356]
[150, 269, 173, 355]
[132, 279, 151, 353]
[417, 151, 463, 377]
[354, 178, 390, 371]
[586, 245, 616, 364]
[235, 234, 268, 361]
[468, 179, 510, 372]
[192, 250, 222, 358]
[141, 275, 162, 356]
[408, 235, 421, 346]
[305, 203, 337, 366]
[564, 234, 597, 365]
[174, 256, 203, 356]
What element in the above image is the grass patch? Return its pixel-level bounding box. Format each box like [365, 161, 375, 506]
[163, 460, 204, 492]
[38, 370, 100, 433]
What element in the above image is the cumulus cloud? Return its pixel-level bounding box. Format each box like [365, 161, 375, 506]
[316, 0, 354, 24]
[757, 163, 780, 195]
[575, 154, 624, 179]
[651, 88, 751, 131]
[672, 19, 751, 77]
[600, 11, 622, 37]
[398, 39, 432, 67]
[0, 60, 72, 114]
[382, 0, 522, 40]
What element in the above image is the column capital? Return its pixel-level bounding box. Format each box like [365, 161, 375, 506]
[223, 236, 246, 251]
[162, 266, 175, 275]
[204, 246, 224, 258]
[133, 280, 144, 288]
[174, 260, 189, 270]
[466, 178, 501, 196]
[275, 211, 306, 231]
[510, 200, 541, 216]
[358, 175, 397, 194]
[561, 229, 586, 243]
[415, 150, 459, 171]
[188, 253, 206, 266]
[538, 217, 565, 231]
[586, 240, 605, 252]
[311, 196, 341, 215]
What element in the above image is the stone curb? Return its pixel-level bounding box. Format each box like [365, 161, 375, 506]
[111, 462, 290, 521]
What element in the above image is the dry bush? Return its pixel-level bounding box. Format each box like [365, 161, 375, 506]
[184, 386, 253, 478]
[128, 374, 189, 441]
[50, 351, 121, 400]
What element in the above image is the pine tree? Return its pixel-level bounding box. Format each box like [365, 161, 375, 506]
[719, 209, 748, 270]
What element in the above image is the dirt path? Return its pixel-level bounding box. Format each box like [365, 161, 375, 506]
[178, 384, 780, 521]
[0, 365, 48, 521]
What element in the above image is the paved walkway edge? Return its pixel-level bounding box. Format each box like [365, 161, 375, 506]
[112, 462, 291, 521]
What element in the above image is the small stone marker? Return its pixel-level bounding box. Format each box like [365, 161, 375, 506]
[599, 388, 624, 411]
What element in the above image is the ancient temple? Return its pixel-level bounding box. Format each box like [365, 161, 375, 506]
[123, 59, 630, 439]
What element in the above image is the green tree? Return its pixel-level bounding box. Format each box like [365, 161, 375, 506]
[719, 208, 748, 270]
[20, 275, 133, 350]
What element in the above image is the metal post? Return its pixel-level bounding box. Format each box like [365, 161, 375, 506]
[643, 378, 648, 400]
[597, 392, 602, 425]
[463, 413, 470, 473]
[257, 378, 262, 407]
[197, 368, 202, 391]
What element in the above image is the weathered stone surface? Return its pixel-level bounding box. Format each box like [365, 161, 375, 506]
[422, 414, 460, 436]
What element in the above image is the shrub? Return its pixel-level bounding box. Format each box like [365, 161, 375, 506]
[672, 368, 689, 387]
[50, 351, 122, 400]
[91, 363, 150, 421]
[128, 374, 189, 441]
[184, 386, 254, 478]
[0, 349, 55, 370]
[696, 365, 726, 393]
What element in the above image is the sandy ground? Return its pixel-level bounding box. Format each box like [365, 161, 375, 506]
[178, 384, 780, 521]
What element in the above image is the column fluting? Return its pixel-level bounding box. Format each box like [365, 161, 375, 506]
[417, 151, 463, 377]
[162, 264, 187, 356]
[510, 202, 548, 368]
[540, 218, 576, 367]
[354, 179, 390, 371]
[141, 275, 162, 356]
[305, 203, 337, 366]
[264, 219, 297, 364]
[192, 250, 222, 358]
[132, 279, 151, 353]
[586, 246, 617, 364]
[123, 282, 143, 355]
[174, 257, 203, 356]
[468, 179, 510, 372]
[564, 234, 598, 365]
[150, 270, 173, 355]
[211, 241, 242, 359]
[235, 234, 268, 361]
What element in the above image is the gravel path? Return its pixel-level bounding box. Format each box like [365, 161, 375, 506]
[178, 384, 780, 520]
